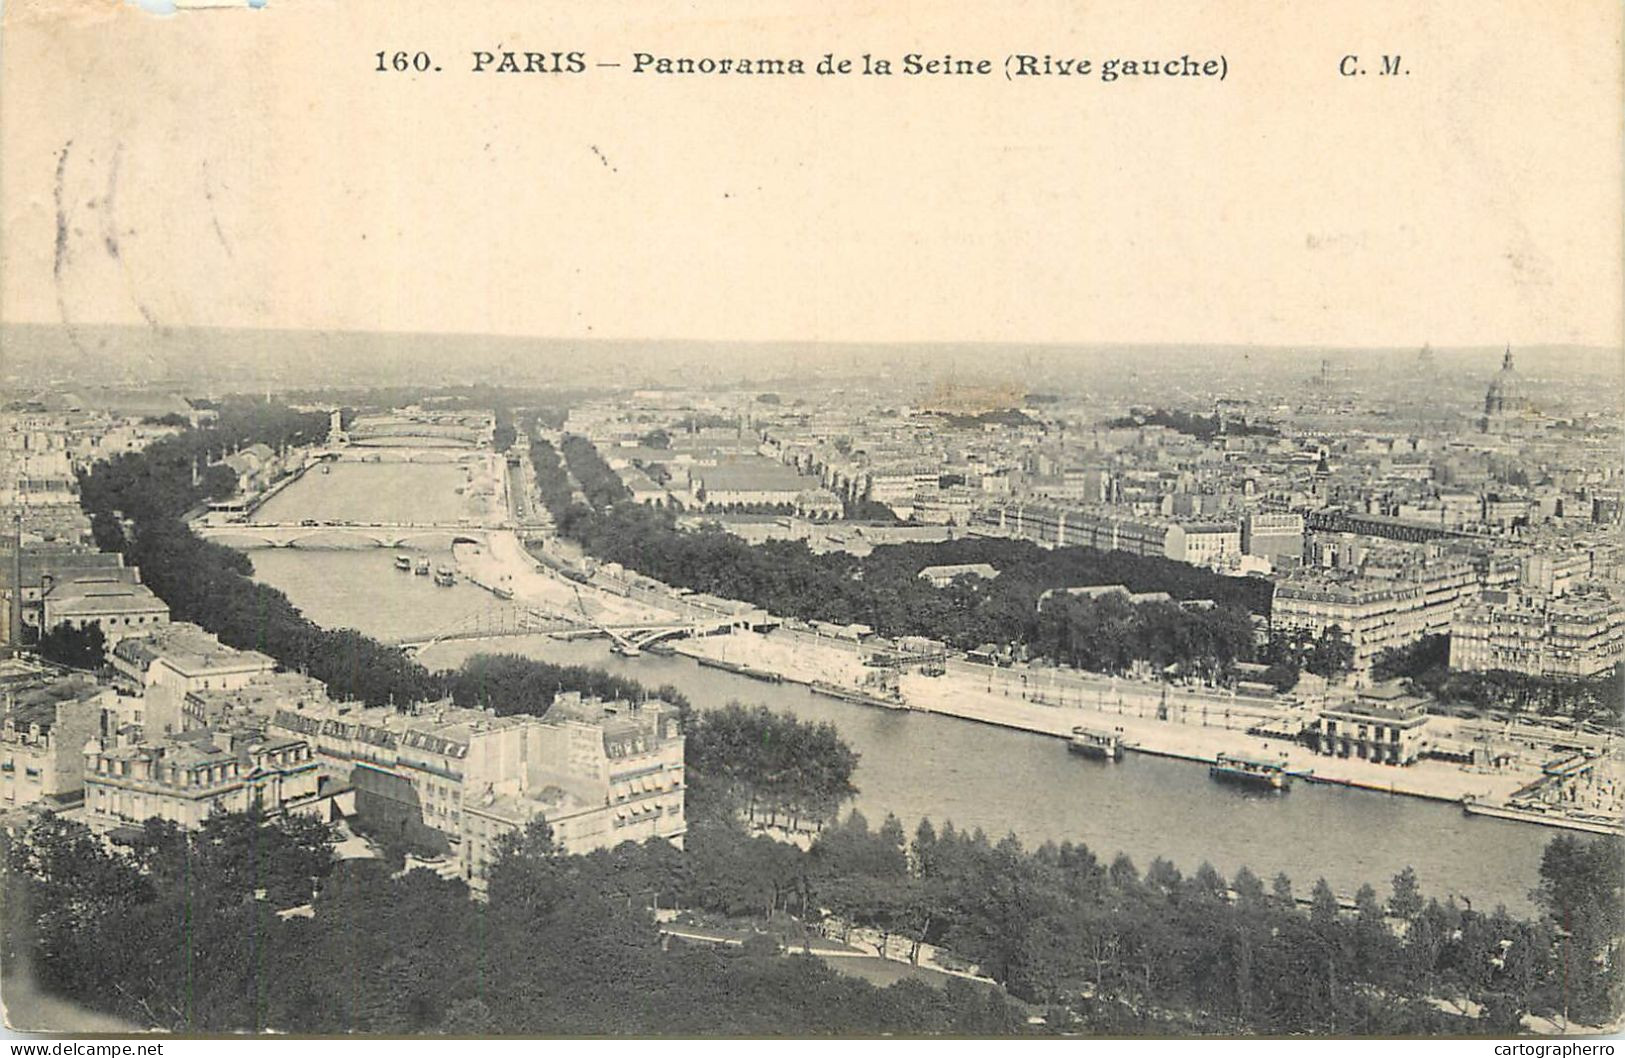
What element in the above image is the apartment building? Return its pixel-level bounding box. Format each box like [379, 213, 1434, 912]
[1165, 522, 1243, 567]
[263, 691, 687, 893]
[1450, 588, 1625, 679]
[1362, 555, 1478, 637]
[110, 623, 277, 736]
[1, 676, 109, 809]
[460, 693, 686, 892]
[974, 503, 1172, 557]
[1241, 511, 1305, 565]
[1522, 549, 1595, 598]
[1271, 572, 1428, 674]
[82, 726, 321, 829]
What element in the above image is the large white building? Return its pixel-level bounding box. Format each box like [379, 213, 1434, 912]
[1271, 572, 1428, 675]
[41, 575, 170, 645]
[81, 726, 322, 829]
[1165, 522, 1243, 568]
[264, 690, 687, 894]
[110, 623, 277, 736]
[1, 676, 109, 810]
[1242, 511, 1305, 565]
[459, 693, 686, 891]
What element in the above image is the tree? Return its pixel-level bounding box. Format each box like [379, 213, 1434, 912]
[7, 815, 152, 998]
[36, 622, 107, 670]
[183, 809, 337, 910]
[1532, 834, 1624, 1025]
[1190, 862, 1228, 902]
[1145, 857, 1183, 896]
[1372, 634, 1450, 684]
[485, 818, 562, 917]
[1108, 853, 1139, 889]
[1352, 883, 1393, 983]
[1306, 627, 1355, 680]
[911, 818, 939, 877]
[1309, 878, 1341, 935]
[1390, 866, 1425, 921]
[1232, 866, 1266, 911]
[685, 703, 859, 829]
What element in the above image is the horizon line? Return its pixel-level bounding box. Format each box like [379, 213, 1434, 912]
[2, 320, 1621, 354]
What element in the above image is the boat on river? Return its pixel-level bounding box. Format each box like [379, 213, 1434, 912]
[1210, 753, 1289, 790]
[695, 655, 783, 682]
[1460, 794, 1623, 836]
[810, 680, 909, 711]
[1068, 725, 1125, 761]
[394, 554, 412, 571]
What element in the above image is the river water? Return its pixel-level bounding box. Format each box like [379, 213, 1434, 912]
[236, 464, 1555, 915]
[255, 461, 481, 525]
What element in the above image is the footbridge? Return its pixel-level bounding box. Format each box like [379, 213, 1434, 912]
[196, 521, 494, 550]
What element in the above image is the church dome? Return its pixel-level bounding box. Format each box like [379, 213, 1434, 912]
[1484, 346, 1527, 415]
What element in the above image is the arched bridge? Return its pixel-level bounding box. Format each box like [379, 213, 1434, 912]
[390, 599, 741, 654]
[347, 415, 490, 447]
[332, 448, 487, 465]
[196, 521, 493, 550]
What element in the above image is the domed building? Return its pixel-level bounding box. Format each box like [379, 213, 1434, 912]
[1479, 345, 1533, 433]
[1415, 342, 1437, 375]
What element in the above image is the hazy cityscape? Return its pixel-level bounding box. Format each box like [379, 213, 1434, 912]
[1, 326, 1620, 1036]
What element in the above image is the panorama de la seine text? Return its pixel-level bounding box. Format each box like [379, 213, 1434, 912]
[374, 48, 1229, 81]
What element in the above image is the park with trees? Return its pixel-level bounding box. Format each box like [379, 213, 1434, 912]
[5, 789, 1618, 1035]
[534, 437, 1271, 681]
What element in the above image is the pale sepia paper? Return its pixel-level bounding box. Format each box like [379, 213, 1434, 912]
[1, 0, 1623, 1042]
[1, 0, 1620, 362]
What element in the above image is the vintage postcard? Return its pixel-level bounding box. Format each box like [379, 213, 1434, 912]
[0, 0, 1620, 1047]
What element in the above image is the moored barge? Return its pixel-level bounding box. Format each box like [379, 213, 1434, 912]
[810, 680, 910, 711]
[1068, 725, 1125, 761]
[1210, 752, 1290, 790]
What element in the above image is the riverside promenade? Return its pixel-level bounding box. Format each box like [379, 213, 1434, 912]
[671, 628, 1543, 809]
[454, 533, 1605, 828]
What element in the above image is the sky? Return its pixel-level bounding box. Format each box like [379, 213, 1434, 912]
[1, 0, 1621, 356]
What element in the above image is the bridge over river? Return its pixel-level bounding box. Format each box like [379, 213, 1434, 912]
[385, 597, 741, 655]
[196, 520, 495, 550]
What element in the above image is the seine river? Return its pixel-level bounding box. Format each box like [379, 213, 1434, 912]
[255, 460, 487, 526]
[239, 464, 1555, 915]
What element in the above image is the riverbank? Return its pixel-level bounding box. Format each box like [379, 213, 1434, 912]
[439, 529, 1616, 834]
[665, 629, 1580, 818]
[412, 629, 1555, 915]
